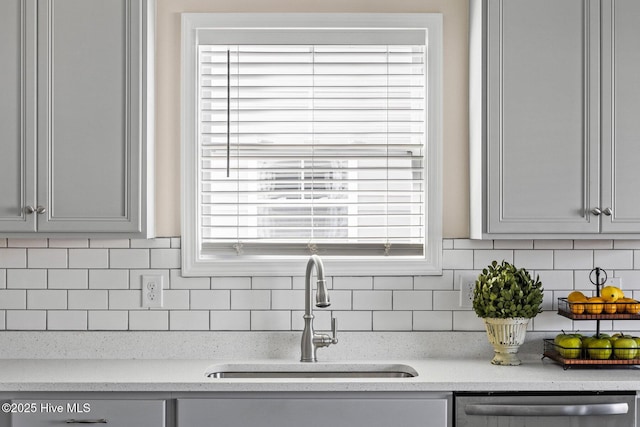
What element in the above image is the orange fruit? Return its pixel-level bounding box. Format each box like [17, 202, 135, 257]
[604, 303, 617, 314]
[568, 291, 587, 302]
[570, 303, 585, 314]
[625, 299, 640, 314]
[586, 297, 604, 314]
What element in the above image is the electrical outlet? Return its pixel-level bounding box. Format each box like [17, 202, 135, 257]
[142, 275, 163, 308]
[459, 273, 477, 308]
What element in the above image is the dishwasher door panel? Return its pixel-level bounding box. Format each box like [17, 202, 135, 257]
[456, 393, 636, 427]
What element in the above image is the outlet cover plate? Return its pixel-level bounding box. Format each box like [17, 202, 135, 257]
[142, 275, 164, 308]
[458, 273, 477, 308]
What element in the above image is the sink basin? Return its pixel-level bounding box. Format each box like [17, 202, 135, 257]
[205, 363, 418, 379]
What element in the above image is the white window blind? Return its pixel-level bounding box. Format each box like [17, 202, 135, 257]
[198, 44, 426, 257]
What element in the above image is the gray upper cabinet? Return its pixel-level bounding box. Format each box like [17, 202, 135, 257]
[600, 0, 640, 233]
[471, 0, 640, 238]
[0, 0, 154, 237]
[0, 0, 36, 233]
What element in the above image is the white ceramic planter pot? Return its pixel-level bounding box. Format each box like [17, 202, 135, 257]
[483, 317, 530, 366]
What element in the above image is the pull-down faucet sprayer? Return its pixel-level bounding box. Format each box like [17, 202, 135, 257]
[300, 255, 338, 362]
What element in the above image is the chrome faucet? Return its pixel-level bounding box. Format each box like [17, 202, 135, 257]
[301, 254, 338, 362]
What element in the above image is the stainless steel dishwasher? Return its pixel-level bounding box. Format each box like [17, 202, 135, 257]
[455, 391, 636, 427]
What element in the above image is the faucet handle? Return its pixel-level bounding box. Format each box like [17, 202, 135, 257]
[331, 317, 338, 344]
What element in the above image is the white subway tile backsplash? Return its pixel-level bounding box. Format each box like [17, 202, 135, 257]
[129, 311, 169, 330]
[353, 291, 392, 310]
[231, 290, 270, 310]
[333, 276, 372, 290]
[493, 240, 533, 249]
[0, 290, 26, 309]
[190, 290, 230, 310]
[89, 269, 129, 289]
[68, 290, 108, 310]
[372, 311, 412, 331]
[88, 310, 128, 330]
[573, 240, 613, 250]
[554, 250, 593, 270]
[414, 270, 454, 290]
[333, 311, 372, 331]
[8, 239, 47, 248]
[535, 270, 574, 290]
[251, 310, 290, 330]
[474, 250, 514, 269]
[413, 311, 453, 331]
[48, 311, 87, 330]
[211, 277, 251, 290]
[513, 250, 553, 270]
[27, 290, 67, 309]
[252, 276, 292, 289]
[4, 237, 640, 332]
[393, 291, 432, 310]
[48, 239, 89, 248]
[109, 290, 143, 310]
[170, 270, 210, 289]
[453, 239, 493, 250]
[110, 249, 149, 269]
[7, 269, 47, 289]
[210, 311, 250, 330]
[374, 276, 413, 290]
[452, 311, 485, 331]
[131, 238, 171, 248]
[0, 249, 27, 268]
[69, 249, 109, 269]
[6, 310, 46, 330]
[534, 240, 573, 249]
[443, 249, 473, 269]
[48, 270, 88, 289]
[271, 290, 305, 310]
[162, 290, 190, 309]
[432, 290, 463, 311]
[150, 248, 180, 269]
[27, 249, 67, 268]
[594, 250, 634, 270]
[89, 239, 130, 248]
[170, 311, 209, 330]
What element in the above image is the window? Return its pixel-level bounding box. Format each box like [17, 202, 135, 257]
[181, 14, 442, 276]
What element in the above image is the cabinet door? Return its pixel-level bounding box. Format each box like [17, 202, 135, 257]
[485, 0, 600, 234]
[600, 0, 640, 233]
[0, 0, 36, 232]
[36, 0, 146, 233]
[11, 399, 165, 427]
[177, 396, 449, 427]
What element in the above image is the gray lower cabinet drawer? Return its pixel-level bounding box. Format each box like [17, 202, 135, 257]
[177, 395, 449, 427]
[11, 399, 165, 427]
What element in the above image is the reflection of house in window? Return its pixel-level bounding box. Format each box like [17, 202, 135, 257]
[257, 160, 349, 239]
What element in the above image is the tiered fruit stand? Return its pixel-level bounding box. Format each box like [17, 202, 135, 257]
[543, 267, 640, 369]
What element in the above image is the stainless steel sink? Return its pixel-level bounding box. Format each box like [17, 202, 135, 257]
[205, 363, 418, 379]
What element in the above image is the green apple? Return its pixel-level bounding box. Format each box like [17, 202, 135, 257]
[588, 338, 612, 360]
[613, 336, 638, 360]
[556, 335, 582, 359]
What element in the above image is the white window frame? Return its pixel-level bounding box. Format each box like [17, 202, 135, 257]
[181, 13, 442, 276]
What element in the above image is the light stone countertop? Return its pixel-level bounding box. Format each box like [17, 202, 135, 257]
[1, 357, 640, 392]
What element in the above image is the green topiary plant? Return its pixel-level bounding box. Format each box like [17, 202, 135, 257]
[473, 260, 543, 319]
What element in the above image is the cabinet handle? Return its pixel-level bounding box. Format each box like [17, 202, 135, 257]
[603, 207, 613, 216]
[65, 419, 107, 424]
[591, 207, 602, 216]
[24, 206, 46, 215]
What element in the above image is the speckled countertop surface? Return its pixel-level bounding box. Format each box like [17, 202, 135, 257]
[1, 357, 640, 392]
